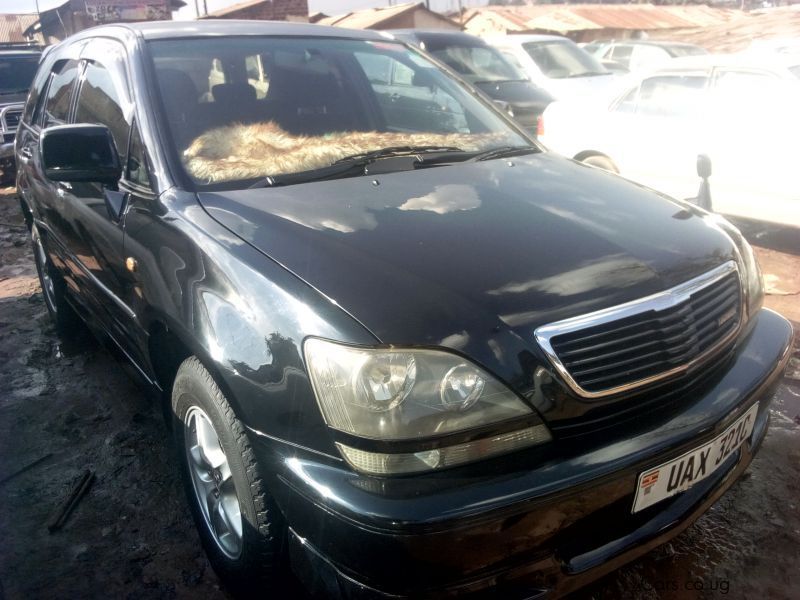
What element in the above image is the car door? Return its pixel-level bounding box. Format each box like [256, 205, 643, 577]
[706, 68, 800, 226]
[24, 57, 83, 284]
[605, 71, 710, 202]
[57, 38, 148, 367]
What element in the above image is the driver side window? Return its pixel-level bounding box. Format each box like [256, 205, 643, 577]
[42, 60, 80, 128]
[74, 59, 130, 165]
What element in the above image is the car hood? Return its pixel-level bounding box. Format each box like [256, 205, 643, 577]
[198, 153, 736, 355]
[0, 93, 28, 109]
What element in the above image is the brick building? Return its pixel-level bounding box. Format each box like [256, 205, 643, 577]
[201, 0, 309, 21]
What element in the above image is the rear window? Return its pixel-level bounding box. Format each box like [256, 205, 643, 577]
[637, 74, 707, 118]
[148, 36, 527, 188]
[427, 43, 525, 84]
[0, 55, 39, 96]
[665, 45, 708, 58]
[522, 40, 607, 79]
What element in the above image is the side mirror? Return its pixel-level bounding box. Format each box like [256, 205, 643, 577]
[696, 154, 712, 180]
[40, 124, 120, 186]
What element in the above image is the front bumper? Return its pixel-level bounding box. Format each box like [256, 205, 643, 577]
[254, 308, 793, 599]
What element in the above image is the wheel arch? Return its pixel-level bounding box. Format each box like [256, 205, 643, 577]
[573, 151, 619, 173]
[573, 149, 615, 164]
[147, 317, 245, 431]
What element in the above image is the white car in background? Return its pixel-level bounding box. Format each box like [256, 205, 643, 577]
[539, 53, 800, 227]
[583, 40, 708, 73]
[485, 34, 622, 100]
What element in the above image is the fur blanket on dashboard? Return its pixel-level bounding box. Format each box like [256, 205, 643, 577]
[182, 121, 509, 183]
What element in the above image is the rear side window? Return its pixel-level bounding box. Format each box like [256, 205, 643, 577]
[610, 45, 633, 67]
[20, 55, 47, 124]
[636, 74, 707, 118]
[74, 60, 130, 162]
[42, 60, 80, 128]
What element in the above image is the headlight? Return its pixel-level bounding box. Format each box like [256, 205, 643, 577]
[304, 338, 551, 474]
[705, 214, 763, 318]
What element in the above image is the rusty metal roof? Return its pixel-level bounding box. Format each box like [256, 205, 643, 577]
[464, 4, 737, 34]
[318, 2, 421, 29]
[649, 6, 800, 53]
[0, 14, 39, 44]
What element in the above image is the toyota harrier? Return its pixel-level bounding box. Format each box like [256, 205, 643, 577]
[15, 21, 792, 599]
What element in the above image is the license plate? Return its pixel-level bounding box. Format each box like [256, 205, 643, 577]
[632, 403, 759, 513]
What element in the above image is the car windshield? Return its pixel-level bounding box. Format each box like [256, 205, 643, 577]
[148, 36, 529, 188]
[0, 55, 40, 95]
[427, 42, 526, 83]
[523, 40, 608, 79]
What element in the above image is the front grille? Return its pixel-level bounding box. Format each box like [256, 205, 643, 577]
[1, 107, 22, 131]
[535, 262, 741, 398]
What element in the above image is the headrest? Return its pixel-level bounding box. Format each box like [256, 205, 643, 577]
[212, 83, 257, 105]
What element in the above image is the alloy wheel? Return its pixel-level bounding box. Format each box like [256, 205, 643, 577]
[184, 406, 243, 559]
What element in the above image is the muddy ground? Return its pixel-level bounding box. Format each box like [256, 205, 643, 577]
[0, 185, 798, 600]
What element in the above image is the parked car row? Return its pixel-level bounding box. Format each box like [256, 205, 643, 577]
[582, 39, 708, 73]
[539, 51, 800, 228]
[13, 19, 793, 600]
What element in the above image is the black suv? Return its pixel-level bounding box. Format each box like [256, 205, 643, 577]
[1, 43, 41, 183]
[15, 21, 793, 599]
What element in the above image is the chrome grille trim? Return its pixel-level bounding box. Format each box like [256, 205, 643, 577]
[1, 105, 24, 133]
[534, 261, 742, 399]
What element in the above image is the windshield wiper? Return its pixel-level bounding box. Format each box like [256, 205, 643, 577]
[0, 88, 30, 96]
[468, 145, 538, 162]
[249, 146, 466, 188]
[332, 145, 465, 165]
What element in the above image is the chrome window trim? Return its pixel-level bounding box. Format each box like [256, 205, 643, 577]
[534, 261, 741, 400]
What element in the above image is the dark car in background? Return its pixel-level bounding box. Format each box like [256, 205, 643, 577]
[1, 44, 42, 183]
[15, 20, 793, 599]
[391, 29, 554, 134]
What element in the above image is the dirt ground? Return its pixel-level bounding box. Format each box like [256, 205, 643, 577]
[0, 185, 798, 600]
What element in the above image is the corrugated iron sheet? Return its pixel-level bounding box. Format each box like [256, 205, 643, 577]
[317, 2, 420, 29]
[464, 4, 738, 34]
[0, 14, 39, 44]
[649, 6, 800, 53]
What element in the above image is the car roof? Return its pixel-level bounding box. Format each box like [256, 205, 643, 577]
[388, 29, 487, 45]
[663, 52, 800, 72]
[487, 34, 571, 45]
[68, 19, 393, 42]
[603, 40, 702, 49]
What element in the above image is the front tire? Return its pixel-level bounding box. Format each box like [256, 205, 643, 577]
[171, 357, 287, 595]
